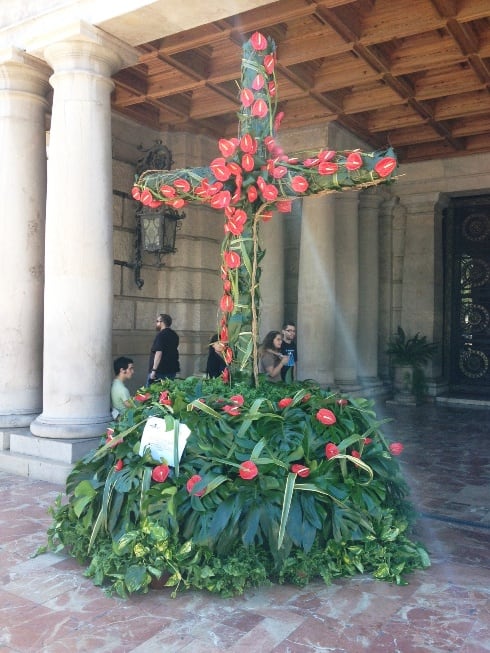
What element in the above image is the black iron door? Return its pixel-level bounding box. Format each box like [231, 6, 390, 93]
[445, 197, 490, 395]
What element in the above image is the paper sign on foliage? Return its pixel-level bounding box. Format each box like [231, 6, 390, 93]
[139, 416, 191, 467]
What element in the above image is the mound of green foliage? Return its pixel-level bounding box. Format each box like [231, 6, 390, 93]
[44, 376, 429, 597]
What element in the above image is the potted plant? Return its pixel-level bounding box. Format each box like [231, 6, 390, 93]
[386, 327, 438, 403]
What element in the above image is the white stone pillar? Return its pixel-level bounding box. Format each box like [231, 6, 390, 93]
[31, 28, 136, 439]
[259, 213, 284, 341]
[297, 195, 336, 385]
[0, 50, 50, 427]
[357, 188, 382, 382]
[334, 191, 361, 390]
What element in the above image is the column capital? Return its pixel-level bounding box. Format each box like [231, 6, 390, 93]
[400, 192, 441, 215]
[0, 47, 51, 96]
[29, 21, 137, 76]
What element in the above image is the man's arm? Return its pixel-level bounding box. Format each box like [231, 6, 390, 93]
[149, 350, 162, 380]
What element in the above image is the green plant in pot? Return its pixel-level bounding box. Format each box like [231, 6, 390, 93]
[386, 327, 438, 402]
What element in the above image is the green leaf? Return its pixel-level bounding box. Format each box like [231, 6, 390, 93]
[278, 472, 296, 549]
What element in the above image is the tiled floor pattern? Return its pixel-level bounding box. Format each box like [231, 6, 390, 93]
[0, 402, 489, 652]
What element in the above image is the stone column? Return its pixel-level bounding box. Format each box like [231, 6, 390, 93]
[297, 195, 336, 385]
[0, 50, 50, 427]
[334, 191, 361, 390]
[259, 213, 284, 341]
[357, 188, 382, 383]
[31, 27, 136, 439]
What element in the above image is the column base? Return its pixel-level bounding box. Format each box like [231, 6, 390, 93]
[0, 427, 99, 484]
[31, 413, 111, 439]
[0, 410, 40, 428]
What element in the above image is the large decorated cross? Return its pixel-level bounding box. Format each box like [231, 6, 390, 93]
[132, 31, 397, 386]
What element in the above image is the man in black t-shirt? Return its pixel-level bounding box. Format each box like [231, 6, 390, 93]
[148, 313, 180, 384]
[280, 321, 297, 381]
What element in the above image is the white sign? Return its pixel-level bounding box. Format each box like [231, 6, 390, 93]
[139, 416, 191, 467]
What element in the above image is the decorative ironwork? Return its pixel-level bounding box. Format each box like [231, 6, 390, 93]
[459, 348, 489, 378]
[462, 213, 489, 242]
[461, 303, 490, 334]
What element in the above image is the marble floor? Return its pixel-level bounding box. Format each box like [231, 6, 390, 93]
[0, 401, 489, 653]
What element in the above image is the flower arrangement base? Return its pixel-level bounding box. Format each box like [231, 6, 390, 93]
[43, 377, 430, 598]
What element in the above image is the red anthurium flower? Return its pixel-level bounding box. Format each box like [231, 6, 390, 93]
[336, 398, 348, 407]
[220, 294, 234, 313]
[223, 346, 233, 364]
[140, 188, 153, 205]
[277, 200, 293, 213]
[168, 198, 186, 209]
[247, 185, 258, 202]
[274, 111, 285, 132]
[278, 397, 293, 409]
[318, 161, 339, 175]
[262, 211, 273, 222]
[221, 367, 229, 383]
[252, 74, 265, 90]
[240, 134, 257, 154]
[227, 161, 242, 176]
[210, 158, 232, 182]
[351, 450, 361, 459]
[264, 136, 276, 152]
[302, 393, 312, 403]
[250, 31, 267, 51]
[252, 99, 268, 118]
[149, 199, 163, 208]
[218, 138, 238, 159]
[173, 178, 190, 193]
[210, 190, 231, 209]
[194, 179, 211, 198]
[318, 149, 336, 162]
[242, 154, 255, 172]
[135, 392, 151, 402]
[223, 279, 231, 292]
[223, 404, 240, 416]
[264, 53, 275, 75]
[268, 81, 276, 97]
[316, 408, 337, 425]
[152, 464, 170, 482]
[220, 325, 228, 342]
[186, 474, 206, 496]
[207, 181, 224, 196]
[159, 390, 172, 406]
[131, 186, 141, 201]
[291, 176, 309, 193]
[230, 394, 244, 406]
[225, 220, 244, 236]
[291, 463, 310, 478]
[262, 184, 278, 201]
[223, 250, 241, 268]
[364, 437, 373, 445]
[115, 459, 124, 471]
[106, 427, 114, 437]
[374, 156, 397, 178]
[325, 442, 340, 459]
[303, 157, 320, 167]
[389, 442, 404, 456]
[271, 165, 287, 179]
[239, 460, 258, 480]
[256, 176, 266, 191]
[240, 88, 255, 108]
[345, 151, 363, 171]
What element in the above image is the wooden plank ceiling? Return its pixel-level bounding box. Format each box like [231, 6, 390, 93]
[111, 0, 490, 163]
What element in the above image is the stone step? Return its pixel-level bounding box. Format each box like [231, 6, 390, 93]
[0, 449, 71, 485]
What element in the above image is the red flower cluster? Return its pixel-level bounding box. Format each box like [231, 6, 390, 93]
[316, 408, 337, 425]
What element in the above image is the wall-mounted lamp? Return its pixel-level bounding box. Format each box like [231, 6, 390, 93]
[114, 141, 185, 289]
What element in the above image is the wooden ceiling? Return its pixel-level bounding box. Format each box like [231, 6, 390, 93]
[111, 0, 490, 163]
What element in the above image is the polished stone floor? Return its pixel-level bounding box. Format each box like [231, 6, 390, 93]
[0, 401, 489, 653]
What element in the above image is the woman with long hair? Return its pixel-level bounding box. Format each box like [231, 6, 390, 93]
[259, 330, 289, 383]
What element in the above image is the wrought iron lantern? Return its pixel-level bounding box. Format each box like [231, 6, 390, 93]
[138, 205, 182, 254]
[114, 141, 185, 289]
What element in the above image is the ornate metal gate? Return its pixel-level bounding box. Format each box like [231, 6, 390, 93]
[445, 197, 490, 394]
